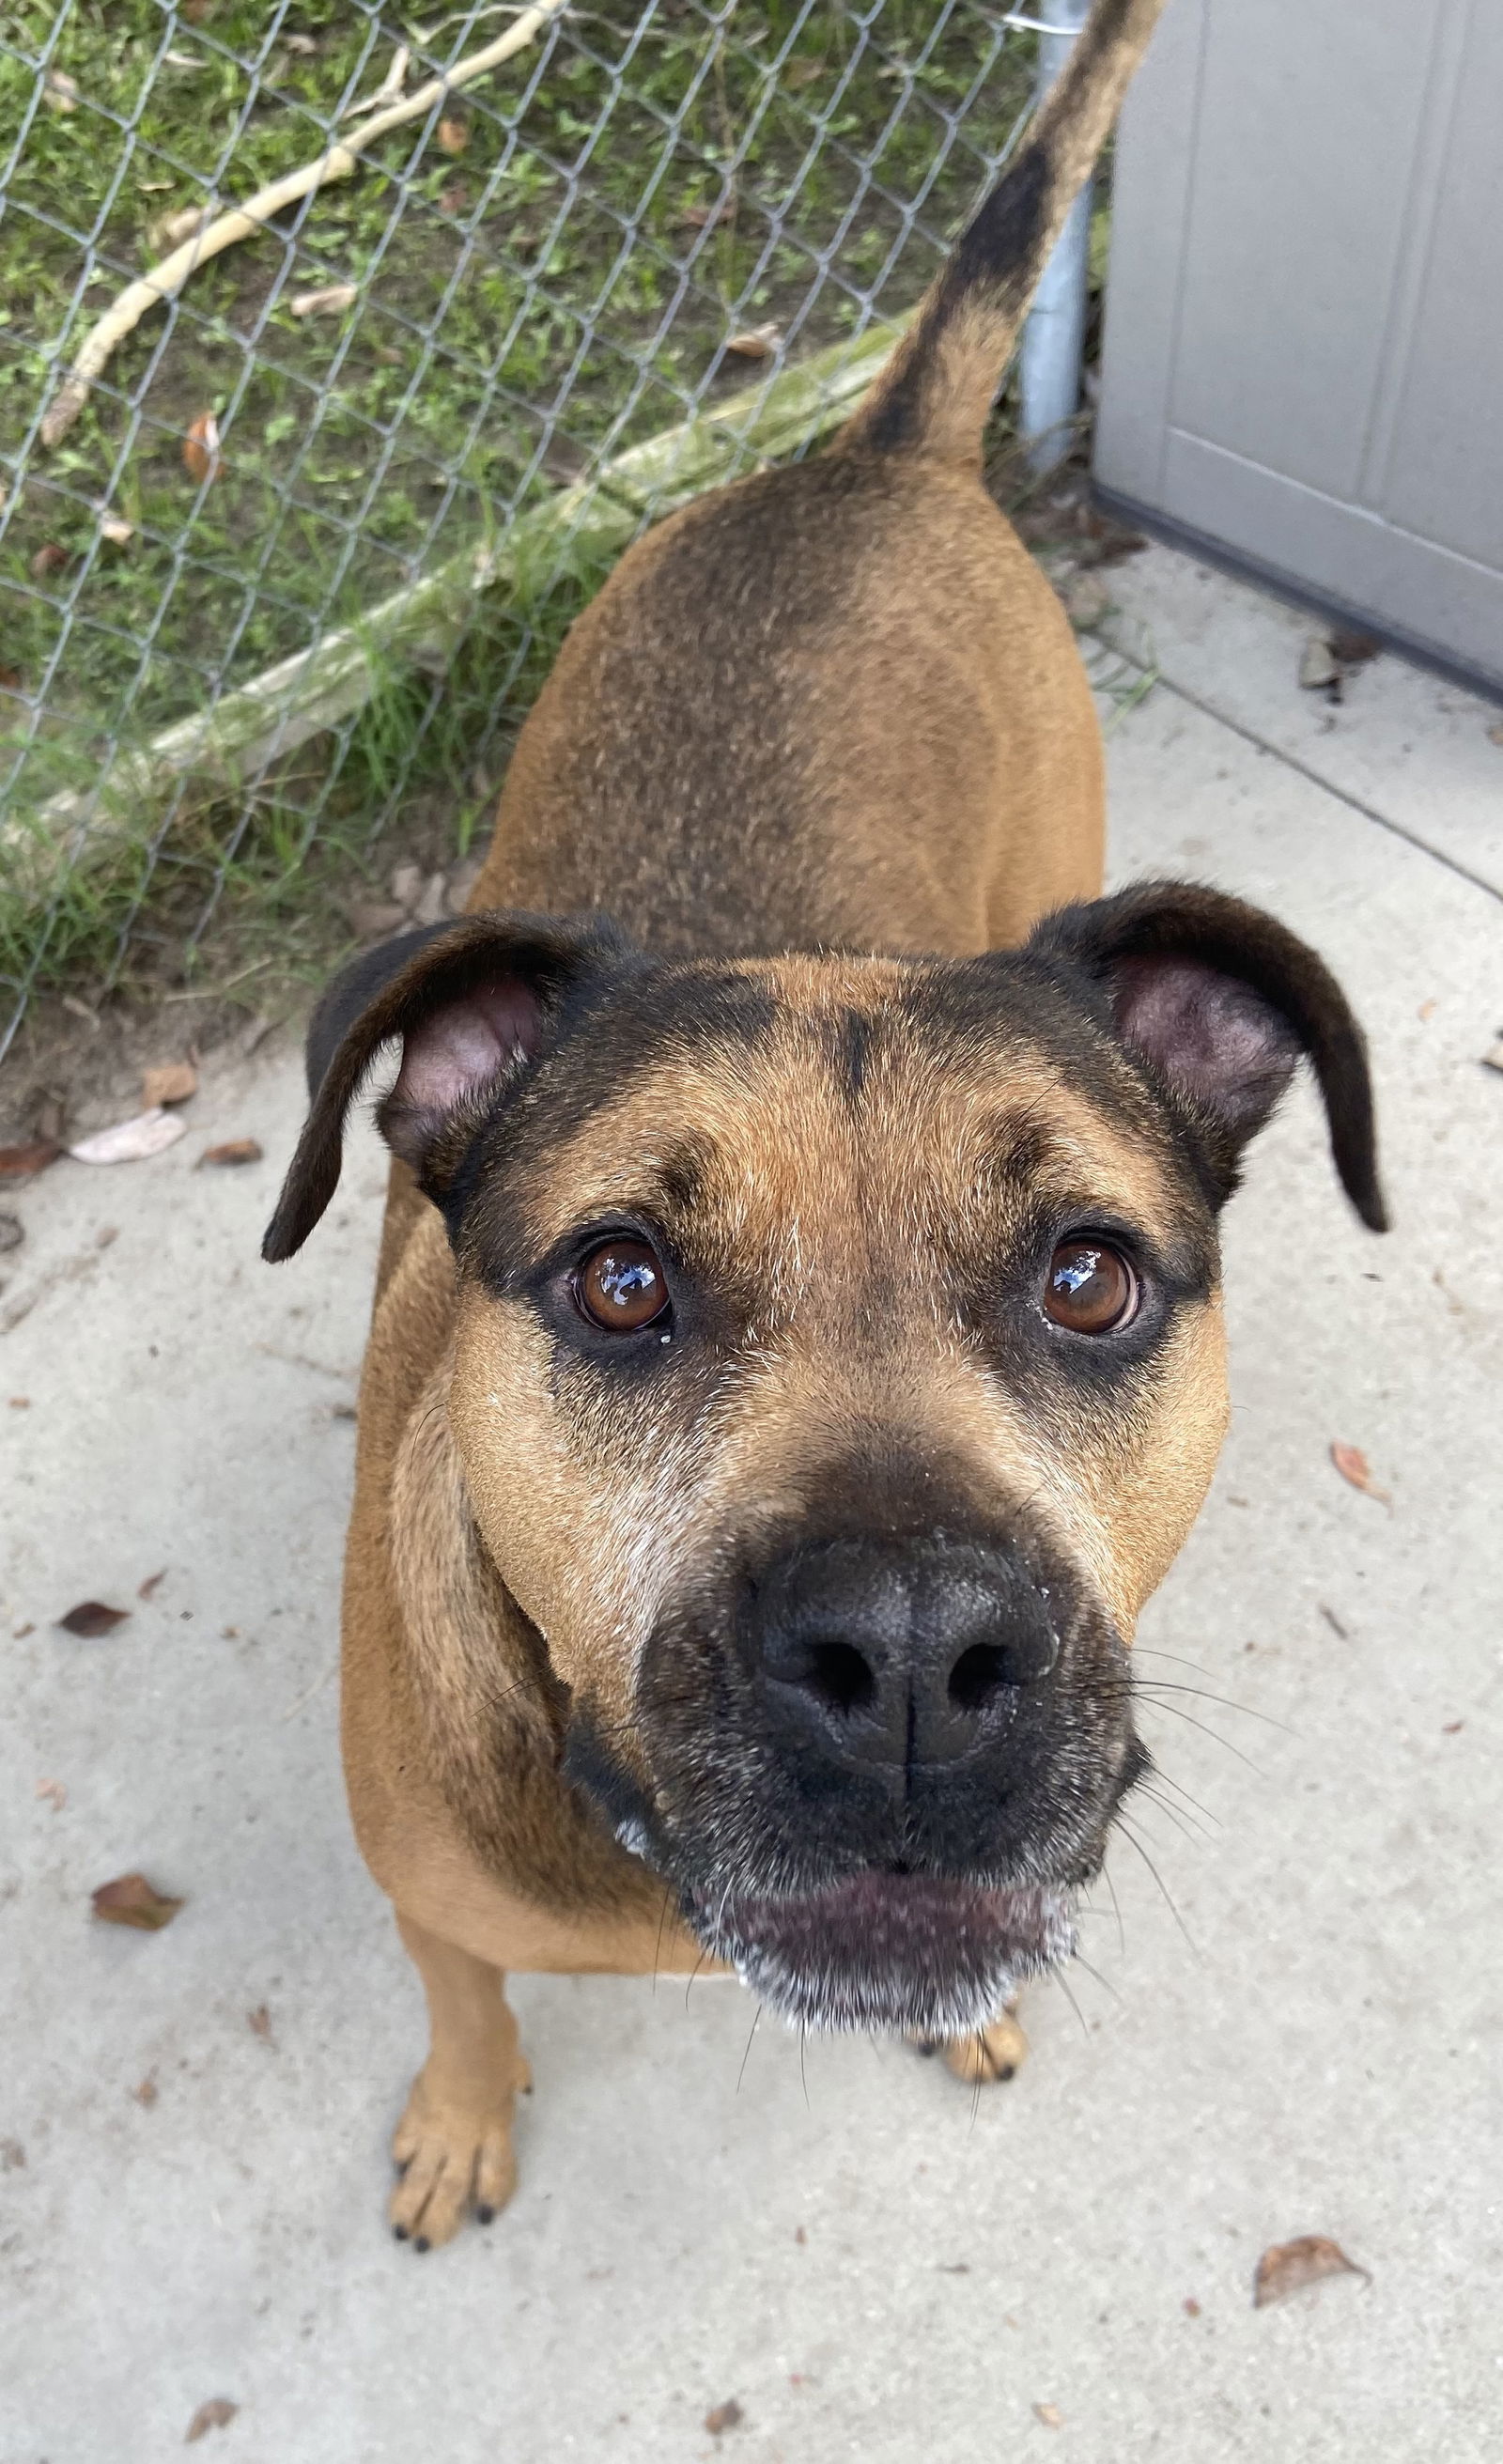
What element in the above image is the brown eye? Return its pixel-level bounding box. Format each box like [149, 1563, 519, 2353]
[1043, 1240, 1138, 1335]
[576, 1238, 669, 1333]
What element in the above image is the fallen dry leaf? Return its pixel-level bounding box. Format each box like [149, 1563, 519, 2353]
[132, 2073, 159, 2106]
[1033, 2403, 1064, 2430]
[437, 114, 470, 155]
[35, 1778, 68, 1811]
[141, 1059, 196, 1108]
[185, 2398, 239, 2442]
[0, 2136, 25, 2168]
[138, 1568, 167, 1600]
[438, 178, 468, 214]
[1183, 2295, 1201, 2316]
[142, 1062, 197, 1108]
[100, 515, 135, 547]
[70, 1108, 187, 1165]
[725, 321, 781, 360]
[783, 57, 826, 89]
[1442, 1719, 1464, 1734]
[1327, 627, 1380, 667]
[58, 1600, 131, 1637]
[29, 542, 70, 581]
[183, 411, 224, 486]
[1330, 1441, 1390, 1506]
[92, 1872, 185, 1931]
[247, 2004, 272, 2039]
[1298, 636, 1339, 691]
[9, 1395, 31, 1409]
[0, 1139, 61, 1179]
[1417, 998, 1437, 1021]
[704, 2399, 743, 2435]
[1253, 2235, 1369, 2308]
[199, 1139, 263, 1167]
[290, 282, 358, 319]
[163, 48, 206, 70]
[0, 663, 23, 693]
[182, 0, 214, 22]
[43, 67, 79, 111]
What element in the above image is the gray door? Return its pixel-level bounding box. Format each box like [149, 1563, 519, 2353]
[1093, 0, 1503, 698]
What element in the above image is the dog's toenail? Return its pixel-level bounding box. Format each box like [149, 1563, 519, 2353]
[414, 2235, 430, 2252]
[393, 2224, 409, 2241]
[997, 2064, 1016, 2082]
[476, 2205, 495, 2224]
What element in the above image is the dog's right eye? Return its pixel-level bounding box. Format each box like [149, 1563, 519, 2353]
[574, 1238, 670, 1333]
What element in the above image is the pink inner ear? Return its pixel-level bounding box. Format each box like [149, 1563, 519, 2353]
[1112, 954, 1299, 1127]
[391, 980, 545, 1118]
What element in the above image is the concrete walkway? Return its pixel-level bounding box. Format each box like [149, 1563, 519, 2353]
[3, 546, 1500, 2463]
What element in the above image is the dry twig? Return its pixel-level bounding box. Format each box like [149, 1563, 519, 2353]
[39, 1, 569, 446]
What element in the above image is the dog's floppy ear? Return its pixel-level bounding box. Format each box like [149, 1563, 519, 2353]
[263, 911, 631, 1263]
[1028, 881, 1387, 1230]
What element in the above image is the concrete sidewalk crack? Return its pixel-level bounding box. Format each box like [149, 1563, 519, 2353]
[1107, 651, 1503, 910]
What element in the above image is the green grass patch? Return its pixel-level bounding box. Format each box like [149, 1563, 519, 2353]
[1, 1, 1039, 1027]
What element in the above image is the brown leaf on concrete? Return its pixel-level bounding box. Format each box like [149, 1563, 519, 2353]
[58, 1600, 131, 1636]
[185, 2398, 239, 2441]
[35, 1778, 67, 1811]
[91, 1872, 184, 1931]
[138, 1568, 167, 1600]
[1033, 2403, 1064, 2429]
[247, 2004, 273, 2039]
[1327, 628, 1380, 666]
[1330, 1441, 1390, 1505]
[198, 1139, 263, 1167]
[142, 1062, 197, 1108]
[1253, 2235, 1369, 2308]
[0, 2136, 25, 2168]
[132, 2073, 159, 2106]
[437, 115, 470, 154]
[183, 411, 225, 486]
[704, 2399, 744, 2434]
[0, 1139, 60, 1179]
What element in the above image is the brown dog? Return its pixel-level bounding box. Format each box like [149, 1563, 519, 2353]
[266, 0, 1384, 2252]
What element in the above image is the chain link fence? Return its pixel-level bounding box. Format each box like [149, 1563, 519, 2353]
[0, 1, 1046, 1062]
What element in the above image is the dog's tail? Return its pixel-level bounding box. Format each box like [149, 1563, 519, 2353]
[837, 0, 1165, 463]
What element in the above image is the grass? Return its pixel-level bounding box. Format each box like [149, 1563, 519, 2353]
[0, 0, 1040, 1031]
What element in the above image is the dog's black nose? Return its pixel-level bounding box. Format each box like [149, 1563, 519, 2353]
[747, 1538, 1060, 1773]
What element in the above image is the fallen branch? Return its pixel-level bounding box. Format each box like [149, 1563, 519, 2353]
[8, 316, 909, 902]
[39, 0, 569, 447]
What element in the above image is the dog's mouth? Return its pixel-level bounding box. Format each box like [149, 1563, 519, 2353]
[686, 1869, 1074, 2037]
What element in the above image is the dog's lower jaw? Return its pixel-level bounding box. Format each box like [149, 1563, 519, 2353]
[686, 1871, 1077, 2038]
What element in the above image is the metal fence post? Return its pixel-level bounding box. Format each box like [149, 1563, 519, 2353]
[1018, 0, 1093, 473]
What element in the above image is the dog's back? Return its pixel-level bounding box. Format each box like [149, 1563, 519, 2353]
[470, 0, 1166, 963]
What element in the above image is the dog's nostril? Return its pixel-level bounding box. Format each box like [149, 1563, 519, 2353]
[803, 1639, 876, 1715]
[947, 1640, 1014, 1713]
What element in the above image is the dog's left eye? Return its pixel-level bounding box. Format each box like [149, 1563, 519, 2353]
[1042, 1239, 1139, 1334]
[574, 1238, 670, 1333]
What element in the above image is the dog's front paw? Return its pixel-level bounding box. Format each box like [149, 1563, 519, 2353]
[914, 2008, 1029, 2086]
[389, 2061, 525, 2250]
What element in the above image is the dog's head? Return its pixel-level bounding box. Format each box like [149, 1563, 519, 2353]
[267, 886, 1383, 2035]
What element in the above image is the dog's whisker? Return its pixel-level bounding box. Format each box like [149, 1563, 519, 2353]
[1125, 1694, 1266, 1774]
[1111, 1818, 1200, 1958]
[736, 2001, 764, 2094]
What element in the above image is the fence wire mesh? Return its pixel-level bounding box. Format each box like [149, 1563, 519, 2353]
[0, 1, 1042, 1061]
